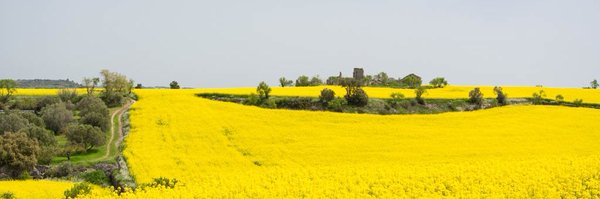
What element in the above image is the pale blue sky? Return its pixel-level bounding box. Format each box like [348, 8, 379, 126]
[1, 0, 599, 87]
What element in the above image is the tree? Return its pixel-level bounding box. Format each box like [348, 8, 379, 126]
[414, 86, 427, 105]
[341, 78, 368, 106]
[82, 77, 100, 95]
[295, 75, 310, 87]
[0, 132, 40, 177]
[99, 70, 132, 107]
[591, 79, 599, 89]
[389, 92, 405, 106]
[319, 88, 335, 104]
[493, 86, 507, 105]
[77, 96, 109, 117]
[0, 113, 29, 134]
[81, 112, 109, 132]
[57, 89, 78, 103]
[429, 77, 448, 88]
[310, 76, 323, 86]
[373, 72, 389, 85]
[555, 94, 564, 102]
[170, 81, 180, 89]
[278, 77, 293, 87]
[19, 126, 56, 147]
[34, 96, 61, 113]
[256, 82, 272, 100]
[532, 90, 546, 105]
[135, 84, 143, 89]
[65, 124, 105, 151]
[18, 112, 44, 128]
[468, 87, 484, 107]
[41, 103, 74, 134]
[0, 79, 17, 104]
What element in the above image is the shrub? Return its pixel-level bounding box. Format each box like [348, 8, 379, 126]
[0, 132, 40, 177]
[34, 96, 61, 113]
[256, 82, 271, 100]
[319, 88, 335, 104]
[1, 192, 15, 199]
[81, 170, 109, 185]
[591, 79, 598, 89]
[19, 126, 56, 147]
[47, 162, 74, 178]
[41, 103, 74, 134]
[468, 87, 484, 107]
[327, 97, 346, 112]
[149, 177, 179, 189]
[244, 93, 260, 105]
[493, 86, 507, 105]
[64, 183, 92, 199]
[389, 92, 405, 106]
[574, 99, 583, 106]
[18, 112, 44, 128]
[345, 88, 368, 107]
[414, 87, 427, 105]
[65, 124, 105, 151]
[260, 99, 277, 109]
[531, 90, 546, 105]
[57, 89, 78, 103]
[555, 95, 564, 102]
[0, 113, 29, 133]
[429, 77, 448, 88]
[275, 97, 314, 110]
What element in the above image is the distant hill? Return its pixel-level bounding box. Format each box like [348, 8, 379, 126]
[15, 79, 82, 88]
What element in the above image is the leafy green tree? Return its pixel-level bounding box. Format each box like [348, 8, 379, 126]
[19, 126, 56, 147]
[34, 96, 61, 113]
[278, 77, 293, 87]
[256, 82, 272, 100]
[493, 86, 507, 105]
[65, 124, 105, 151]
[295, 75, 310, 87]
[81, 112, 109, 132]
[341, 78, 368, 106]
[468, 87, 484, 107]
[319, 88, 335, 104]
[374, 72, 389, 85]
[82, 77, 100, 95]
[0, 113, 29, 134]
[309, 76, 323, 86]
[429, 77, 448, 88]
[41, 103, 74, 134]
[414, 86, 427, 105]
[99, 70, 132, 107]
[0, 132, 40, 177]
[0, 79, 17, 105]
[170, 81, 180, 89]
[532, 90, 546, 105]
[591, 79, 599, 89]
[77, 96, 109, 117]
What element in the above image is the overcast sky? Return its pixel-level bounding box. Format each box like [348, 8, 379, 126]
[1, 0, 599, 88]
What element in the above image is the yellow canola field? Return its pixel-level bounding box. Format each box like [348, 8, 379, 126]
[198, 85, 600, 103]
[115, 89, 600, 198]
[12, 88, 89, 96]
[0, 180, 74, 198]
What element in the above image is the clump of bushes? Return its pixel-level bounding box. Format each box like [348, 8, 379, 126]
[531, 90, 546, 104]
[414, 87, 427, 105]
[64, 183, 92, 199]
[493, 86, 507, 105]
[429, 77, 448, 88]
[80, 170, 109, 185]
[319, 88, 335, 105]
[468, 87, 484, 108]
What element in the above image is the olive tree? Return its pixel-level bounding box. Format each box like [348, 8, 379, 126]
[278, 77, 293, 87]
[99, 69, 132, 107]
[295, 75, 310, 87]
[0, 113, 29, 134]
[82, 77, 100, 95]
[591, 79, 599, 89]
[65, 124, 105, 151]
[170, 81, 180, 89]
[41, 103, 74, 134]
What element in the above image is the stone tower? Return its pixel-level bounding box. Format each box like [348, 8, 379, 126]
[353, 68, 364, 79]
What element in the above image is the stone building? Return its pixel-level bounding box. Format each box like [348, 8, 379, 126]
[353, 68, 364, 79]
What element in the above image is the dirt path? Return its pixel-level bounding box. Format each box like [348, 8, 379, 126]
[91, 100, 134, 162]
